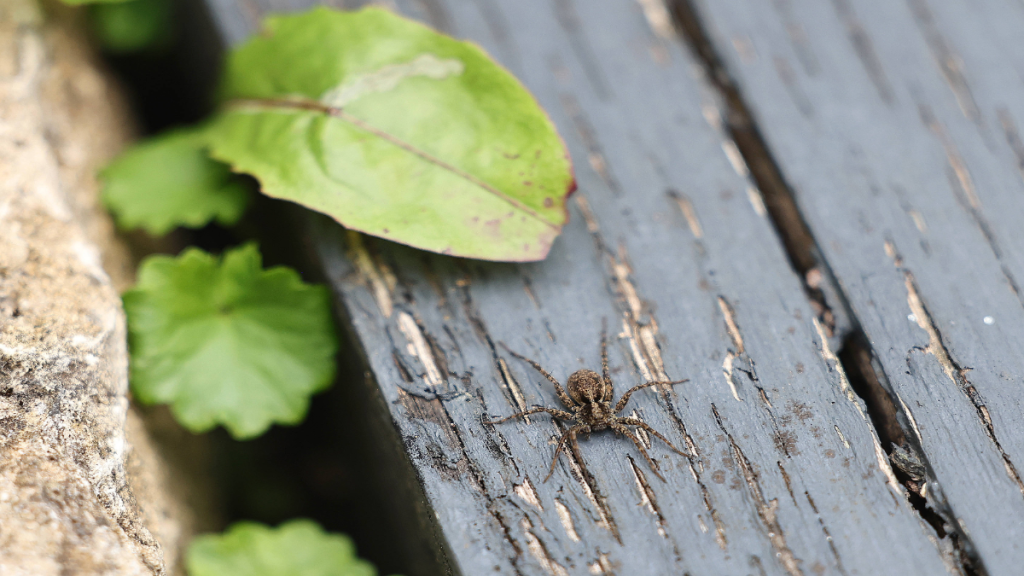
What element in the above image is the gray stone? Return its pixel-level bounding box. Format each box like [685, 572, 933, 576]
[0, 2, 193, 574]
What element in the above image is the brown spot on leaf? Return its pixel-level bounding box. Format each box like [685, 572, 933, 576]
[712, 470, 726, 484]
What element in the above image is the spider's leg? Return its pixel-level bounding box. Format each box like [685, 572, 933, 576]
[617, 417, 690, 457]
[612, 422, 667, 482]
[613, 379, 689, 413]
[502, 345, 575, 409]
[544, 424, 588, 483]
[484, 407, 574, 425]
[566, 425, 595, 484]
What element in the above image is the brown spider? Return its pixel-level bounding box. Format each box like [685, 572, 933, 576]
[485, 321, 689, 482]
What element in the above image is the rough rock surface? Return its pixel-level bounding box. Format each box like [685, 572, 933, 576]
[0, 1, 192, 574]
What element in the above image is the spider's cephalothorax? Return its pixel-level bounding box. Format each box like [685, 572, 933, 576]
[485, 321, 690, 482]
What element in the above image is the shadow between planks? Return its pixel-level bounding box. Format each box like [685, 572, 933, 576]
[200, 0, 981, 574]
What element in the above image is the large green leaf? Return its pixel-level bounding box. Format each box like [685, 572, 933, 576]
[205, 7, 575, 262]
[101, 129, 249, 235]
[188, 520, 387, 576]
[123, 245, 337, 439]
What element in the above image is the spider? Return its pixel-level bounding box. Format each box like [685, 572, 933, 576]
[485, 321, 690, 482]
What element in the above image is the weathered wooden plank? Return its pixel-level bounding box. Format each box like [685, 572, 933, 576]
[202, 0, 955, 574]
[688, 0, 1024, 573]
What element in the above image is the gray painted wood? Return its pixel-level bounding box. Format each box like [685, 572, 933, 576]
[201, 0, 962, 574]
[689, 0, 1024, 573]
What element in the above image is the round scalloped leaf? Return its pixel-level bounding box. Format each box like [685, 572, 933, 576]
[123, 244, 337, 439]
[101, 129, 249, 235]
[205, 7, 575, 262]
[187, 520, 383, 576]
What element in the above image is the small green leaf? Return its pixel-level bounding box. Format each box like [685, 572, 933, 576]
[61, 0, 132, 5]
[123, 244, 337, 439]
[90, 0, 172, 53]
[205, 7, 575, 262]
[101, 129, 249, 236]
[187, 520, 387, 576]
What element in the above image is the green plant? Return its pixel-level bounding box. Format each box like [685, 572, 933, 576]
[89, 0, 172, 52]
[97, 9, 573, 570]
[59, 0, 173, 52]
[188, 520, 397, 576]
[123, 245, 337, 439]
[60, 0, 131, 5]
[104, 7, 575, 261]
[102, 129, 249, 234]
[101, 5, 573, 437]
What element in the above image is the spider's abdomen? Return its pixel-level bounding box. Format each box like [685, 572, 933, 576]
[567, 369, 607, 403]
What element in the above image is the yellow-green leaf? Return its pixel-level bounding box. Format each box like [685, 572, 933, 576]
[206, 7, 575, 262]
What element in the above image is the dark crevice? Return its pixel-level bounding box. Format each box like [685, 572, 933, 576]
[670, 0, 837, 339]
[668, 1, 984, 574]
[837, 334, 906, 450]
[837, 335, 951, 540]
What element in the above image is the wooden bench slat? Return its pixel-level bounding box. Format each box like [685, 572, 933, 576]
[692, 0, 1024, 573]
[203, 0, 958, 573]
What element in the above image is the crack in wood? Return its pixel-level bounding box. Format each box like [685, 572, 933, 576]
[899, 260, 1024, 497]
[628, 410, 651, 449]
[553, 498, 581, 542]
[397, 311, 445, 391]
[559, 94, 619, 193]
[812, 317, 859, 406]
[777, 461, 799, 507]
[562, 439, 621, 543]
[521, 516, 569, 576]
[497, 356, 533, 424]
[746, 185, 768, 217]
[695, 468, 728, 550]
[587, 551, 616, 575]
[521, 273, 541, 309]
[711, 404, 803, 576]
[666, 189, 704, 239]
[804, 491, 849, 576]
[830, 0, 894, 103]
[626, 455, 668, 538]
[918, 105, 980, 211]
[717, 296, 745, 353]
[636, 0, 677, 40]
[833, 425, 850, 449]
[347, 231, 395, 318]
[717, 296, 747, 402]
[906, 0, 982, 125]
[998, 107, 1024, 184]
[513, 476, 543, 511]
[812, 315, 905, 498]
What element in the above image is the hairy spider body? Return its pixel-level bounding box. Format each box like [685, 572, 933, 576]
[485, 322, 689, 482]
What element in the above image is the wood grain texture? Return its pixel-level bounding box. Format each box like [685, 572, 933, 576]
[201, 0, 962, 573]
[688, 0, 1024, 573]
